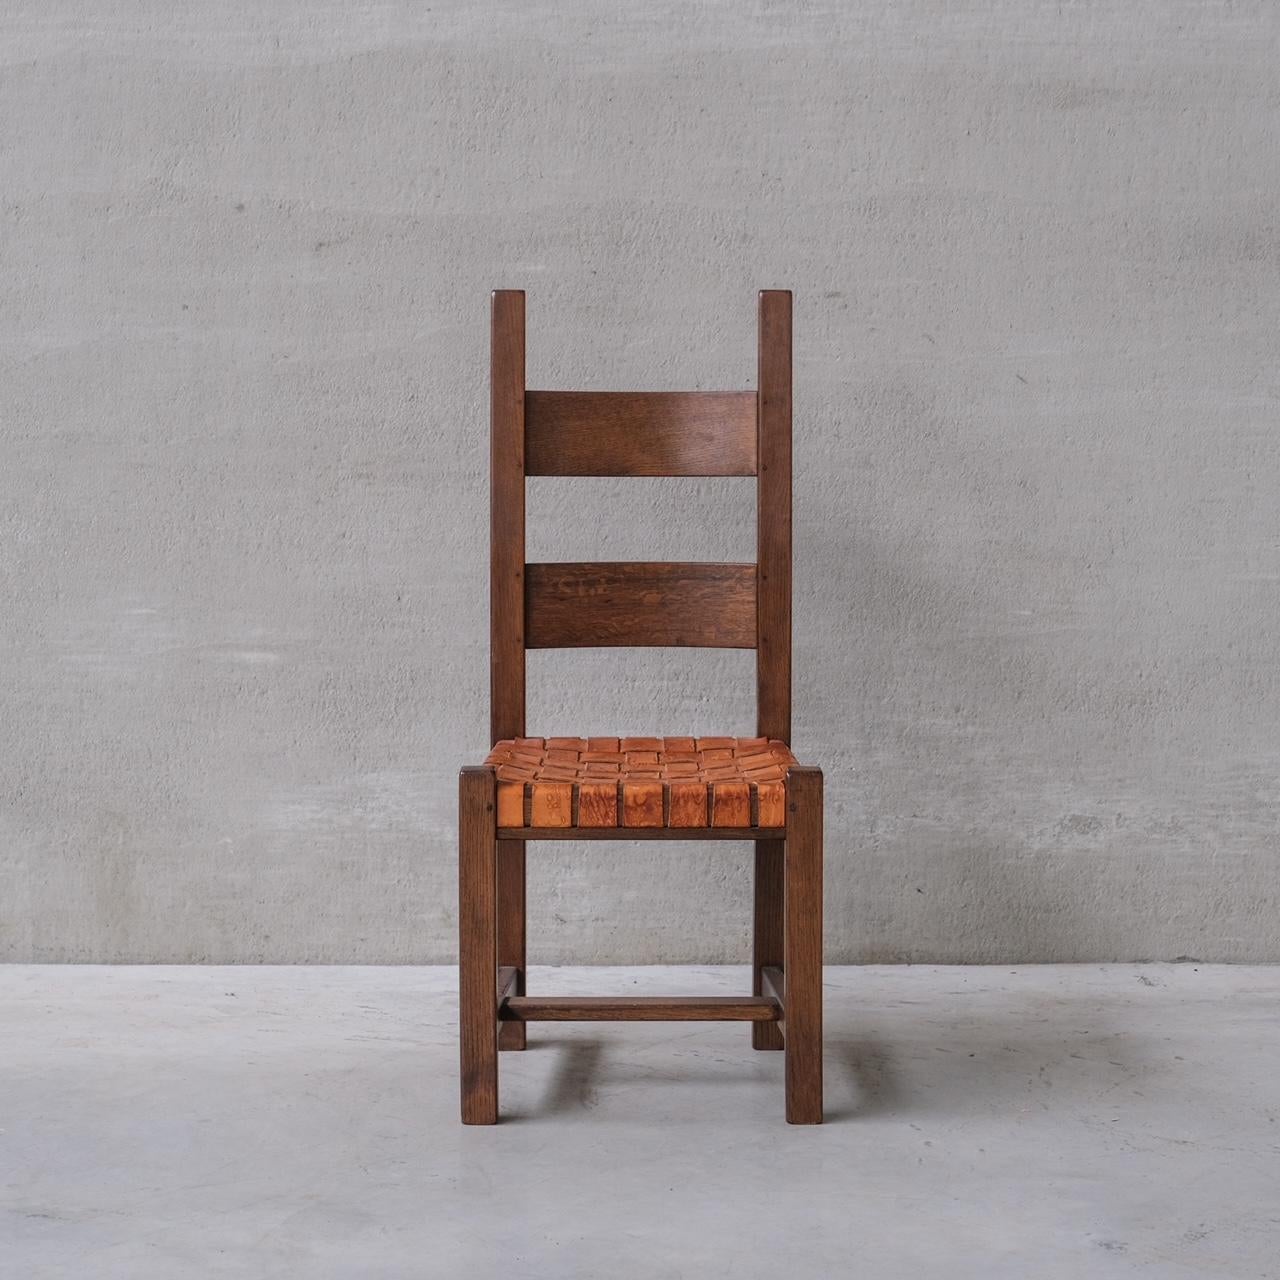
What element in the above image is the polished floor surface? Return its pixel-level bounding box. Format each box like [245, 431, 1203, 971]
[3, 964, 1277, 1278]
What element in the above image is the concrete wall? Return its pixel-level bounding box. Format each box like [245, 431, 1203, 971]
[2, 2, 1277, 963]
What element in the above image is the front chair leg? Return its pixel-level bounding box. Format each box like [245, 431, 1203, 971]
[784, 765, 823, 1124]
[459, 766, 499, 1123]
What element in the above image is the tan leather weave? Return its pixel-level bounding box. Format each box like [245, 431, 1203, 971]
[485, 736, 796, 829]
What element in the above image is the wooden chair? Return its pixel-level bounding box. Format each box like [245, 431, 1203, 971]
[459, 289, 823, 1124]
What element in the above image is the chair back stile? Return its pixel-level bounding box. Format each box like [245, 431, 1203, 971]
[489, 289, 526, 744]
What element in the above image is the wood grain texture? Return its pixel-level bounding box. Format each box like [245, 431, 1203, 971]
[500, 996, 781, 1022]
[525, 391, 758, 476]
[497, 825, 786, 840]
[525, 561, 757, 649]
[752, 839, 786, 1050]
[784, 764, 823, 1124]
[458, 766, 498, 1124]
[757, 289, 792, 741]
[490, 289, 526, 743]
[496, 842, 526, 1051]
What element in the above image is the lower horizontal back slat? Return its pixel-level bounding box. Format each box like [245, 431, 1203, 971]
[525, 391, 758, 476]
[525, 562, 757, 648]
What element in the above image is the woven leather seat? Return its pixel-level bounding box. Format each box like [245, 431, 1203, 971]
[486, 736, 795, 828]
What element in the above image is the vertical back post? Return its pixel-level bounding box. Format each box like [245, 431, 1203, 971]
[756, 290, 792, 741]
[491, 290, 526, 744]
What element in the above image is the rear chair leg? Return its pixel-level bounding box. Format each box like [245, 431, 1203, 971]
[459, 767, 499, 1123]
[752, 839, 785, 1050]
[784, 766, 823, 1124]
[497, 840, 527, 1051]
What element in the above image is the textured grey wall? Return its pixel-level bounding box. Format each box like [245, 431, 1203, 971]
[2, 2, 1278, 963]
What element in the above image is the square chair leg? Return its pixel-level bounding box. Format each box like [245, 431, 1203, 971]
[459, 766, 499, 1124]
[784, 765, 823, 1124]
[497, 840, 527, 1051]
[752, 839, 785, 1051]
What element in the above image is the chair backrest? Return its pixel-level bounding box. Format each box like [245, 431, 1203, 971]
[490, 289, 792, 745]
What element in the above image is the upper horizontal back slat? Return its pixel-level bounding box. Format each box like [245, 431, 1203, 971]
[525, 391, 757, 476]
[525, 562, 757, 648]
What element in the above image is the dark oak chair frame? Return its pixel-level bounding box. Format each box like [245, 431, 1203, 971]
[459, 289, 823, 1124]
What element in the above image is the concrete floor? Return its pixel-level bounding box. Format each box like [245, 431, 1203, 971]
[1, 966, 1277, 1279]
